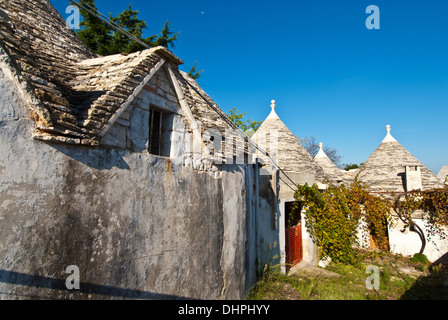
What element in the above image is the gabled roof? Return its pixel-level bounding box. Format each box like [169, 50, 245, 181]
[0, 0, 94, 132]
[0, 0, 187, 145]
[33, 47, 185, 145]
[252, 101, 327, 181]
[177, 70, 242, 137]
[0, 0, 241, 152]
[357, 125, 443, 192]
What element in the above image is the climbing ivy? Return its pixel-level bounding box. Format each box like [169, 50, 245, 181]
[420, 184, 448, 231]
[295, 177, 448, 265]
[392, 183, 448, 252]
[294, 180, 392, 264]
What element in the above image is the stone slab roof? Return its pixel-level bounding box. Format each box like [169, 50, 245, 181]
[252, 102, 328, 184]
[357, 127, 443, 193]
[438, 166, 448, 184]
[0, 0, 93, 128]
[314, 142, 356, 185]
[0, 0, 244, 154]
[177, 70, 250, 162]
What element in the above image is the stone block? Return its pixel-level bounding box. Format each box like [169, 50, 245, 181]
[128, 107, 149, 152]
[100, 122, 127, 149]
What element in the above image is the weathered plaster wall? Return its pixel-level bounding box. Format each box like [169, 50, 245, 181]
[388, 218, 448, 263]
[0, 68, 256, 299]
[353, 213, 448, 263]
[256, 173, 280, 268]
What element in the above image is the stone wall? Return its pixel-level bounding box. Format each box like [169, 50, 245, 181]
[0, 66, 260, 299]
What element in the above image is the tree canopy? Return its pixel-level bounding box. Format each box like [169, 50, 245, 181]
[298, 136, 342, 168]
[187, 60, 204, 80]
[227, 107, 262, 135]
[344, 163, 362, 171]
[75, 0, 178, 56]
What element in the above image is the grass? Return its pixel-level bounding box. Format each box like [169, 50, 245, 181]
[247, 250, 448, 300]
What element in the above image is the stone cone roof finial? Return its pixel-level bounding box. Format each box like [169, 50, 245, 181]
[266, 99, 279, 120]
[315, 142, 327, 158]
[382, 124, 397, 143]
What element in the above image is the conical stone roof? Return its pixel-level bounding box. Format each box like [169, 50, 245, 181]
[357, 125, 443, 193]
[314, 142, 340, 173]
[438, 166, 448, 184]
[314, 142, 356, 185]
[251, 101, 327, 197]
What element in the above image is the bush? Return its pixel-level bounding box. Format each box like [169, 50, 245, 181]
[409, 253, 430, 271]
[295, 181, 391, 265]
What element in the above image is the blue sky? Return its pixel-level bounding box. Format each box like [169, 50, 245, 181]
[51, 0, 448, 173]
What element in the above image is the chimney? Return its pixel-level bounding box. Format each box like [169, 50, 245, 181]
[405, 165, 422, 191]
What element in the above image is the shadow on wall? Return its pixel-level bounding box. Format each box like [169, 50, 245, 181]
[0, 269, 192, 300]
[397, 172, 406, 190]
[400, 252, 448, 300]
[51, 143, 130, 171]
[433, 252, 448, 265]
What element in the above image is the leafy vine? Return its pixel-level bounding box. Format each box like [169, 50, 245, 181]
[295, 179, 448, 265]
[392, 184, 448, 253]
[294, 180, 391, 264]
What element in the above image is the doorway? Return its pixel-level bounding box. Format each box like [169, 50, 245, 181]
[285, 201, 303, 270]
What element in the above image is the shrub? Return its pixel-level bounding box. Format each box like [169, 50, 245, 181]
[294, 180, 391, 264]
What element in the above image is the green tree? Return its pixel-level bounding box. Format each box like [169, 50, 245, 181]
[227, 107, 262, 134]
[76, 0, 112, 56]
[75, 0, 178, 55]
[108, 4, 153, 54]
[344, 163, 360, 171]
[188, 60, 204, 80]
[153, 20, 179, 49]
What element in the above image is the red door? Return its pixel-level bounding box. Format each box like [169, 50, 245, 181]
[285, 223, 302, 271]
